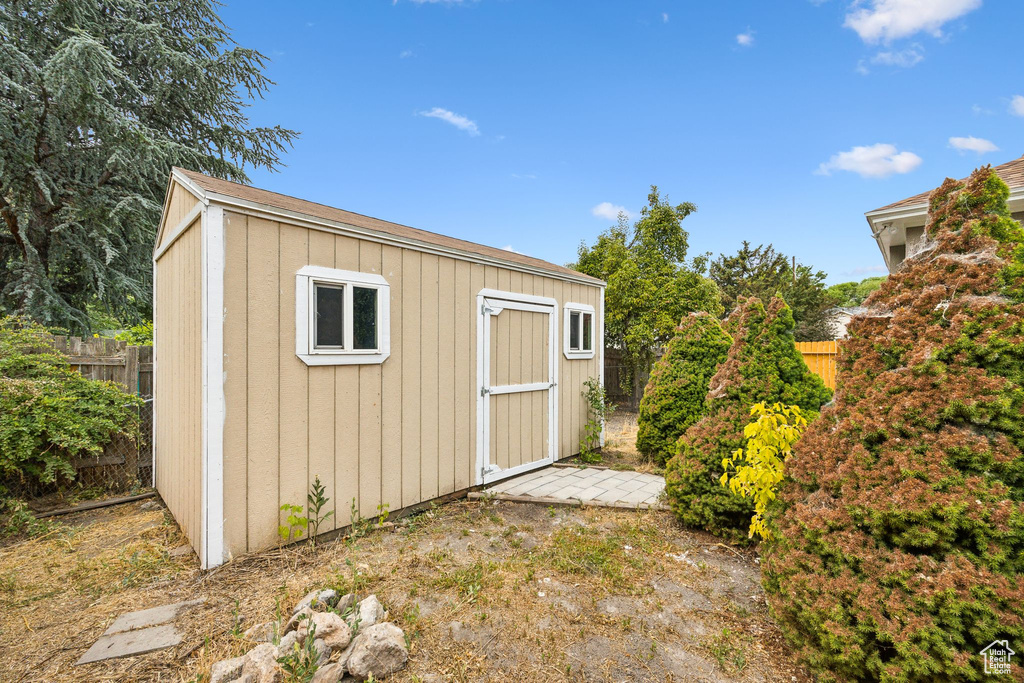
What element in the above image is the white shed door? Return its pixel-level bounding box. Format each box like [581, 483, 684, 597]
[476, 292, 557, 484]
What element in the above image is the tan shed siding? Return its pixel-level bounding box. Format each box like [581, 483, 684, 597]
[218, 209, 602, 554]
[157, 181, 201, 249]
[155, 215, 203, 556]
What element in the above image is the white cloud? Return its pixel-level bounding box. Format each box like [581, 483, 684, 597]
[1010, 95, 1024, 117]
[399, 49, 414, 58]
[870, 44, 924, 68]
[736, 30, 755, 47]
[855, 60, 870, 75]
[949, 136, 998, 154]
[844, 0, 982, 44]
[592, 202, 630, 221]
[816, 143, 922, 178]
[501, 245, 524, 254]
[662, 12, 669, 23]
[417, 107, 480, 136]
[972, 103, 993, 116]
[842, 264, 889, 276]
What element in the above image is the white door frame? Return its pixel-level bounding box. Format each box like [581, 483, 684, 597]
[475, 288, 558, 485]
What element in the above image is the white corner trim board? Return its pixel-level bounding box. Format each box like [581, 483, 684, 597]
[563, 301, 596, 360]
[201, 205, 226, 569]
[294, 265, 391, 366]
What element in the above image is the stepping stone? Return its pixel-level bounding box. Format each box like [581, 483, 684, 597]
[77, 624, 182, 664]
[77, 599, 204, 664]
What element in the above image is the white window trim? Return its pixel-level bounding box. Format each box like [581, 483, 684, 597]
[563, 302, 596, 359]
[295, 265, 390, 366]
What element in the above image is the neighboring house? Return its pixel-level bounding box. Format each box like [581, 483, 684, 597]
[153, 168, 605, 568]
[831, 306, 866, 339]
[866, 154, 1024, 271]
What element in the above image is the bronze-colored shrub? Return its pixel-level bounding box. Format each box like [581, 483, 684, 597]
[763, 167, 1024, 681]
[636, 313, 731, 465]
[663, 297, 831, 541]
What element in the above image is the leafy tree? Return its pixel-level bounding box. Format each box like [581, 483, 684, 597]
[663, 297, 831, 542]
[710, 242, 837, 341]
[636, 313, 731, 465]
[763, 167, 1024, 680]
[574, 187, 722, 405]
[825, 275, 886, 307]
[0, 0, 297, 332]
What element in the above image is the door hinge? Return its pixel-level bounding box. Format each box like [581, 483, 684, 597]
[480, 386, 490, 397]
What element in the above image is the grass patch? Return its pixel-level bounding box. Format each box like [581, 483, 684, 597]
[538, 518, 660, 588]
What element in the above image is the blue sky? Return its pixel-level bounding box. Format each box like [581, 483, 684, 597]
[221, 0, 1024, 284]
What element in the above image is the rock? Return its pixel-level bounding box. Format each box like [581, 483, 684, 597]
[241, 643, 283, 683]
[311, 661, 346, 683]
[243, 621, 279, 643]
[298, 611, 352, 651]
[335, 592, 356, 616]
[276, 631, 300, 657]
[345, 623, 409, 680]
[210, 655, 246, 683]
[294, 589, 339, 614]
[312, 638, 330, 665]
[284, 605, 313, 634]
[140, 500, 161, 511]
[346, 595, 386, 632]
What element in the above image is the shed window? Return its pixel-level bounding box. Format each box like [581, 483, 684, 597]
[563, 302, 596, 359]
[296, 265, 391, 366]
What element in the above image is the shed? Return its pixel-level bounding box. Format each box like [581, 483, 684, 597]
[153, 168, 605, 568]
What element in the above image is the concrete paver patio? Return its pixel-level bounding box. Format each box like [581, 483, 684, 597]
[469, 465, 668, 510]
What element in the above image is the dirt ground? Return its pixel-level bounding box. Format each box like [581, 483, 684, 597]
[0, 489, 810, 682]
[561, 407, 658, 473]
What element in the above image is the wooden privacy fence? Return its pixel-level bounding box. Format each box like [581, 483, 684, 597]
[51, 336, 154, 489]
[796, 340, 838, 390]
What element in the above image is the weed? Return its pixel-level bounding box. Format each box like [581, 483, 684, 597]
[708, 627, 748, 672]
[306, 476, 334, 550]
[0, 571, 16, 593]
[230, 599, 243, 638]
[580, 377, 614, 463]
[276, 613, 321, 681]
[434, 561, 496, 603]
[278, 504, 306, 544]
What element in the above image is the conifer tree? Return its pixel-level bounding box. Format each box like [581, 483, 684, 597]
[637, 312, 731, 465]
[664, 297, 831, 541]
[762, 166, 1024, 681]
[0, 0, 297, 331]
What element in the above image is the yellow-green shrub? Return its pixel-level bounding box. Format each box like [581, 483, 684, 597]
[720, 402, 807, 540]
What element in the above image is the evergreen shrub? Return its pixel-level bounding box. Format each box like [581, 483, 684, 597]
[763, 167, 1024, 681]
[637, 312, 731, 465]
[664, 297, 831, 541]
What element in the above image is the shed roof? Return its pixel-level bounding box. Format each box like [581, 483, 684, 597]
[869, 154, 1024, 213]
[172, 167, 603, 286]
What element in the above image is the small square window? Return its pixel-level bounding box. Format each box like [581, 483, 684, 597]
[563, 302, 596, 360]
[296, 266, 390, 366]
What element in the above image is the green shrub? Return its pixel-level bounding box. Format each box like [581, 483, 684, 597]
[762, 167, 1024, 681]
[636, 313, 731, 464]
[663, 297, 831, 542]
[114, 321, 153, 345]
[0, 316, 142, 496]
